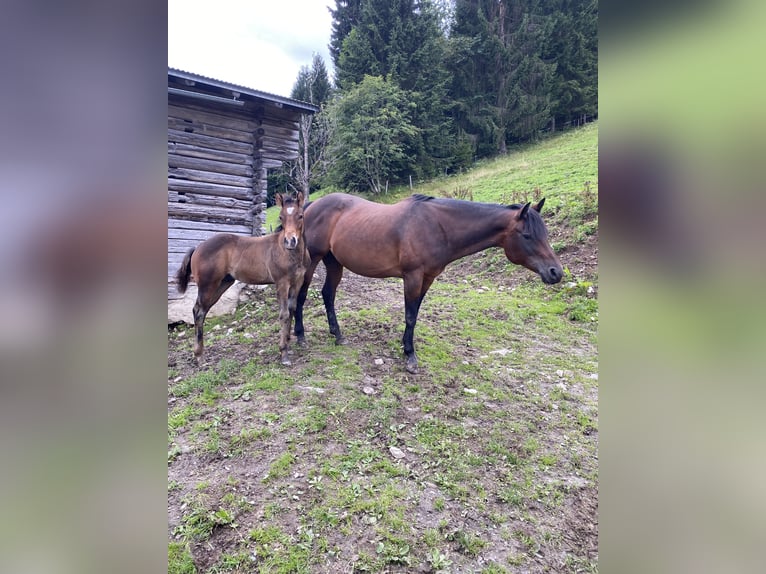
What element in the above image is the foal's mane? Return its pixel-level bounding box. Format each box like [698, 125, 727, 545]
[410, 194, 547, 239]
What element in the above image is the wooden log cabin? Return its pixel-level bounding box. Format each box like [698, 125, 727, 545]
[168, 68, 317, 316]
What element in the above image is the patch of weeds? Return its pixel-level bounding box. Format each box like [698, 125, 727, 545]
[290, 407, 328, 434]
[448, 529, 487, 557]
[564, 555, 598, 573]
[168, 404, 201, 435]
[376, 538, 411, 566]
[170, 358, 239, 399]
[576, 410, 598, 434]
[427, 547, 453, 572]
[168, 541, 196, 574]
[481, 564, 510, 574]
[515, 529, 538, 554]
[174, 492, 235, 542]
[228, 426, 271, 457]
[211, 551, 252, 572]
[263, 450, 296, 483]
[434, 497, 446, 511]
[523, 437, 540, 456]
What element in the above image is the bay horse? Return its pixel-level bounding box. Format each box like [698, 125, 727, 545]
[176, 192, 309, 366]
[294, 193, 563, 374]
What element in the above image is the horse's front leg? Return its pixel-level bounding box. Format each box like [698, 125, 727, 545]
[294, 258, 320, 346]
[401, 274, 436, 374]
[276, 281, 292, 366]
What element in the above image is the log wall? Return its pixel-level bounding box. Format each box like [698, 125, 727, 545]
[168, 92, 304, 300]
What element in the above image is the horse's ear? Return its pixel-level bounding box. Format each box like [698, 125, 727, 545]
[296, 192, 304, 207]
[517, 202, 531, 220]
[533, 197, 545, 213]
[276, 193, 283, 207]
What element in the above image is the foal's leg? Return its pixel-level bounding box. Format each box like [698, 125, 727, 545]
[276, 280, 292, 365]
[401, 273, 436, 374]
[321, 253, 346, 344]
[192, 274, 235, 363]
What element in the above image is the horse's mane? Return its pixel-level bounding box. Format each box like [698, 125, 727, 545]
[410, 194, 546, 238]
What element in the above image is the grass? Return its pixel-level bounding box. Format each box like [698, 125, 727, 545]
[168, 123, 598, 573]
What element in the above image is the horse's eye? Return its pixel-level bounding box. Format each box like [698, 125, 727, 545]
[298, 214, 304, 220]
[522, 233, 532, 240]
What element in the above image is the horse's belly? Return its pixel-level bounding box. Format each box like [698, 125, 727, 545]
[333, 246, 402, 279]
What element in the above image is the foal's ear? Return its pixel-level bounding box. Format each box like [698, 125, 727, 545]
[533, 197, 545, 213]
[517, 202, 531, 220]
[296, 192, 304, 207]
[276, 193, 284, 207]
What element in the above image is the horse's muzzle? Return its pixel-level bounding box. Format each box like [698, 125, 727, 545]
[541, 266, 563, 285]
[283, 236, 299, 250]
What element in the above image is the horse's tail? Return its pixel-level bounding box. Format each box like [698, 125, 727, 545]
[176, 247, 195, 294]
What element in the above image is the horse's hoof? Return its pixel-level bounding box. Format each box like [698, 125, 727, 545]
[335, 336, 347, 346]
[296, 337, 307, 347]
[281, 357, 292, 366]
[405, 357, 418, 374]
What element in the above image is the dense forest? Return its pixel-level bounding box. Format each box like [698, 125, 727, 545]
[275, 0, 597, 198]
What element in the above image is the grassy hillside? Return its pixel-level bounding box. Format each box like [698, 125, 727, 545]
[267, 122, 597, 248]
[170, 122, 598, 573]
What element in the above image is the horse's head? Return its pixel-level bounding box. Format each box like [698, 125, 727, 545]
[503, 198, 563, 285]
[276, 192, 305, 250]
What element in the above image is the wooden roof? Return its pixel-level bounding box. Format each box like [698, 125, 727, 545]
[168, 68, 319, 115]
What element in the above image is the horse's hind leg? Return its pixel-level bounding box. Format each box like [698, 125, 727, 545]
[192, 274, 235, 363]
[321, 253, 346, 344]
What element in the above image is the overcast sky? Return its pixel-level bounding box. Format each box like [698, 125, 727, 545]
[168, 0, 335, 97]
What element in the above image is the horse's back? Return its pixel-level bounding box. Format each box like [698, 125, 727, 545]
[305, 193, 416, 278]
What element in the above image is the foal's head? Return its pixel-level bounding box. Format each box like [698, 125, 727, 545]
[503, 198, 563, 285]
[276, 192, 305, 250]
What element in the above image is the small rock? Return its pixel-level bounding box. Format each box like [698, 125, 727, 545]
[463, 388, 478, 395]
[362, 386, 376, 395]
[490, 348, 512, 356]
[374, 358, 384, 366]
[243, 333, 254, 339]
[213, 324, 221, 331]
[389, 446, 406, 459]
[556, 369, 565, 376]
[589, 373, 598, 380]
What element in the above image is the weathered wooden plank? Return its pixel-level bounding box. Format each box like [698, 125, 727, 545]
[168, 95, 261, 123]
[254, 157, 285, 169]
[168, 154, 253, 178]
[168, 179, 253, 201]
[249, 103, 308, 124]
[169, 238, 210, 253]
[259, 135, 299, 151]
[168, 202, 254, 225]
[168, 117, 253, 144]
[168, 141, 253, 165]
[258, 123, 300, 140]
[168, 190, 253, 211]
[168, 128, 254, 155]
[168, 227, 245, 241]
[169, 104, 258, 132]
[169, 167, 253, 188]
[168, 218, 253, 234]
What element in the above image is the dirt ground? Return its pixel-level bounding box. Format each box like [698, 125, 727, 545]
[168, 233, 597, 573]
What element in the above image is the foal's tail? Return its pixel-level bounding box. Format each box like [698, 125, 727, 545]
[176, 247, 195, 294]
